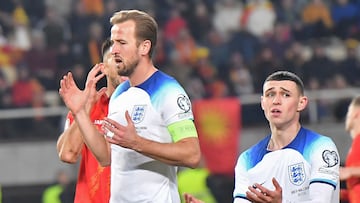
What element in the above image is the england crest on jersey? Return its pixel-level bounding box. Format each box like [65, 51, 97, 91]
[288, 162, 306, 186]
[132, 105, 146, 124]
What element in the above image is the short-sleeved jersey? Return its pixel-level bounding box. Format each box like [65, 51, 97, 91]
[108, 71, 194, 203]
[233, 127, 340, 203]
[344, 134, 360, 202]
[64, 94, 111, 203]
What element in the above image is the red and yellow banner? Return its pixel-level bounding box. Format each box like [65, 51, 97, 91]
[193, 98, 241, 176]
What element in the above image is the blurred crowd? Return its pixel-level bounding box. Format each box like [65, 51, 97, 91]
[1, 0, 360, 138]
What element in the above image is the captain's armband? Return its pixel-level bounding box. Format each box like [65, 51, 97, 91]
[167, 120, 198, 142]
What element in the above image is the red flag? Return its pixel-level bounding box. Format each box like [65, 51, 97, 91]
[193, 98, 241, 176]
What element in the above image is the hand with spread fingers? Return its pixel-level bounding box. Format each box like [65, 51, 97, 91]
[84, 64, 107, 113]
[59, 65, 105, 116]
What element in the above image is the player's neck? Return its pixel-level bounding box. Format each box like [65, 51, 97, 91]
[268, 123, 301, 150]
[129, 64, 157, 86]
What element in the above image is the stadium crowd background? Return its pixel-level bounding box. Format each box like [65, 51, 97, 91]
[1, 0, 360, 140]
[1, 0, 360, 202]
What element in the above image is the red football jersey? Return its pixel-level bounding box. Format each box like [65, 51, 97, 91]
[66, 94, 111, 203]
[344, 135, 360, 202]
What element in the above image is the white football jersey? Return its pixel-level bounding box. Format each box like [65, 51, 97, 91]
[234, 127, 340, 203]
[108, 71, 194, 203]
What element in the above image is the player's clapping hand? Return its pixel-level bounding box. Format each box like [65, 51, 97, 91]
[246, 178, 282, 203]
[103, 111, 139, 149]
[84, 64, 107, 113]
[59, 72, 87, 115]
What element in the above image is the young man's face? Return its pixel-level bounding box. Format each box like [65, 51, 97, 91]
[110, 20, 140, 77]
[261, 80, 307, 127]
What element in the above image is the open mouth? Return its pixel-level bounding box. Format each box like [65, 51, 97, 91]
[115, 58, 122, 63]
[271, 109, 281, 113]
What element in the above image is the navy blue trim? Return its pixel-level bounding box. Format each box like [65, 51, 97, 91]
[310, 180, 337, 190]
[234, 195, 248, 200]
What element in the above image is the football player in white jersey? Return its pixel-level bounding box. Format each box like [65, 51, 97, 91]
[184, 71, 340, 203]
[59, 9, 201, 203]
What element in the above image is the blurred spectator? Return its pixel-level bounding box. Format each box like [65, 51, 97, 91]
[301, 42, 336, 89]
[173, 28, 197, 65]
[81, 0, 104, 17]
[36, 6, 70, 50]
[163, 7, 188, 43]
[67, 1, 94, 48]
[184, 72, 207, 101]
[4, 0, 31, 51]
[336, 38, 360, 87]
[251, 46, 280, 93]
[301, 0, 333, 40]
[45, 0, 71, 18]
[331, 0, 359, 39]
[227, 28, 261, 65]
[55, 42, 75, 83]
[228, 51, 254, 96]
[203, 28, 230, 81]
[206, 77, 230, 98]
[263, 22, 293, 61]
[22, 29, 57, 90]
[11, 64, 44, 109]
[42, 170, 75, 203]
[279, 41, 307, 76]
[332, 74, 352, 121]
[22, 0, 45, 25]
[11, 63, 45, 135]
[184, 49, 209, 100]
[86, 21, 104, 66]
[241, 0, 276, 38]
[301, 42, 337, 120]
[101, 0, 119, 38]
[274, 0, 302, 26]
[274, 0, 310, 41]
[190, 47, 230, 99]
[212, 0, 243, 40]
[164, 50, 192, 87]
[153, 29, 171, 67]
[187, 1, 213, 44]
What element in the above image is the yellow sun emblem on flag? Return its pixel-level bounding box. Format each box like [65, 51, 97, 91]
[197, 109, 230, 144]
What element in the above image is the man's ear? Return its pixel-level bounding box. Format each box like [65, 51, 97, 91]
[99, 63, 106, 74]
[140, 40, 151, 55]
[297, 96, 308, 112]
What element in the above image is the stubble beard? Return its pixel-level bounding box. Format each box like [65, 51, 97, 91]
[117, 58, 139, 77]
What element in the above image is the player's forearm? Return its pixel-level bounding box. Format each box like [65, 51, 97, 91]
[133, 137, 201, 168]
[74, 109, 111, 166]
[57, 122, 84, 163]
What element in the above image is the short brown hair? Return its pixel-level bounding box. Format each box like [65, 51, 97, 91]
[265, 71, 305, 95]
[110, 10, 158, 57]
[101, 38, 113, 58]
